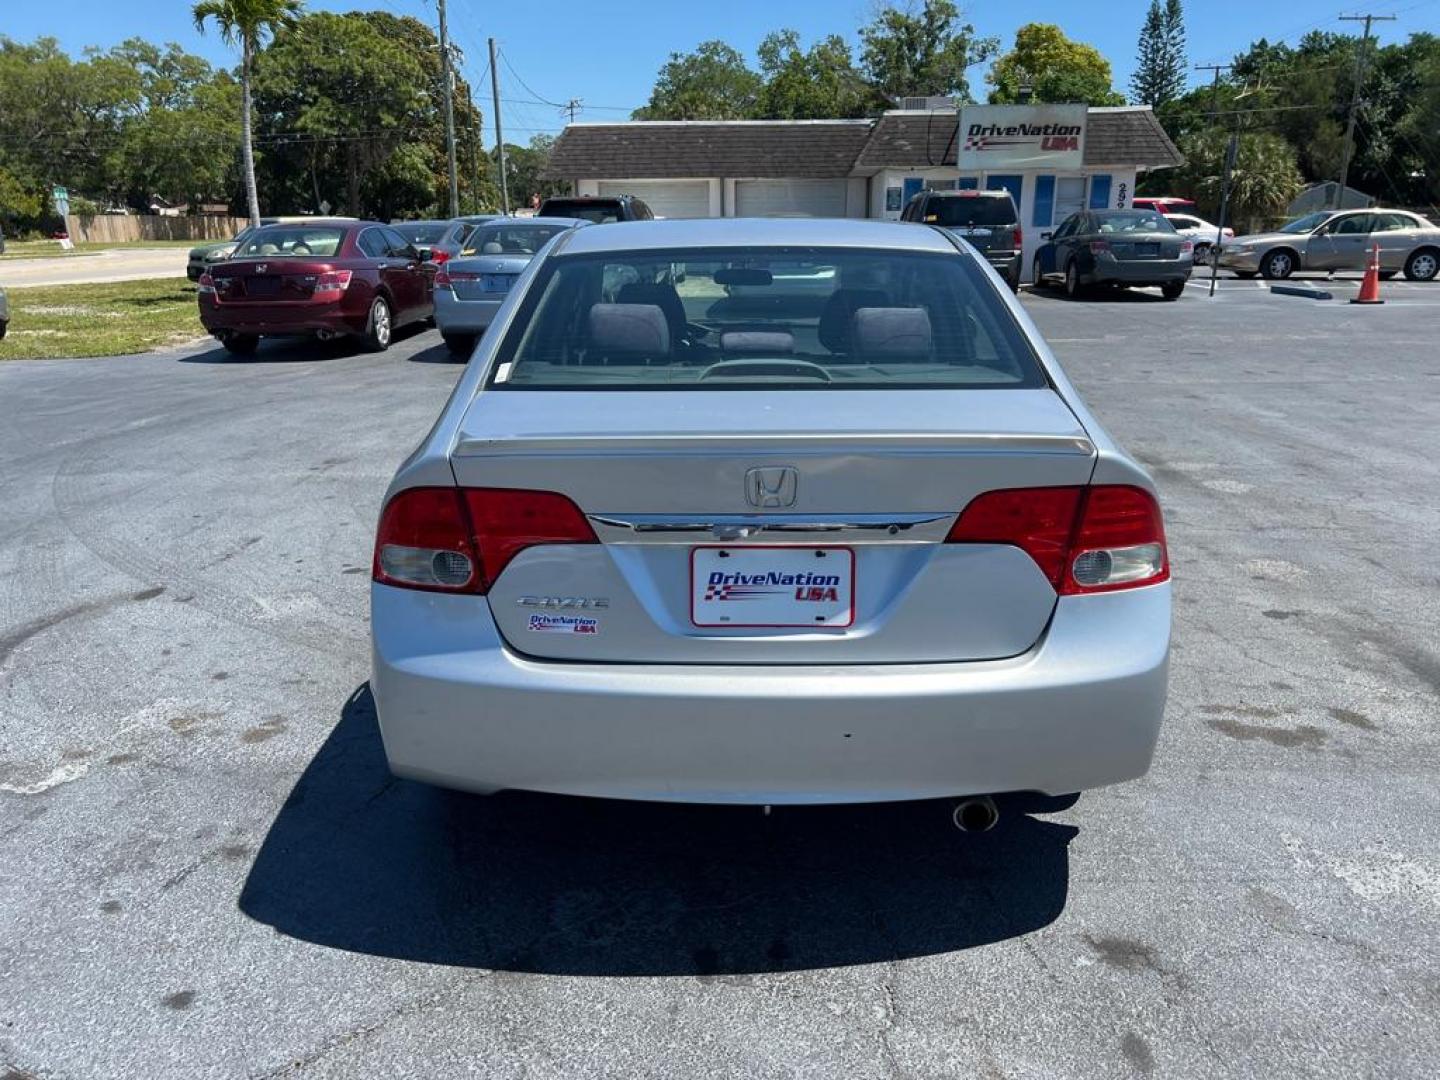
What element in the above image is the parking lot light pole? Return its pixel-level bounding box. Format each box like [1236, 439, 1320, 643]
[1209, 134, 1238, 298]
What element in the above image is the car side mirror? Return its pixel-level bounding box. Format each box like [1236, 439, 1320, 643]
[1041, 231, 1053, 240]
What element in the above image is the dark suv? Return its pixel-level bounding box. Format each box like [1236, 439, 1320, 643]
[536, 194, 655, 224]
[901, 189, 1022, 290]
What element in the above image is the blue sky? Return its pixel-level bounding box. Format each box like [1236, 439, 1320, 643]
[3, 0, 1432, 141]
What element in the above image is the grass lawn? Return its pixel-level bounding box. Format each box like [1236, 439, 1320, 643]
[0, 278, 207, 360]
[0, 239, 201, 260]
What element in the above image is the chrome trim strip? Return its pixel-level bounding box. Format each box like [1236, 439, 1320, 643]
[587, 513, 954, 545]
[454, 432, 1095, 457]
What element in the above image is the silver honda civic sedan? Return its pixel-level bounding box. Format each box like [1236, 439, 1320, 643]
[371, 218, 1170, 811]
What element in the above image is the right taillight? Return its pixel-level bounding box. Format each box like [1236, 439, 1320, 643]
[373, 486, 596, 594]
[947, 485, 1168, 595]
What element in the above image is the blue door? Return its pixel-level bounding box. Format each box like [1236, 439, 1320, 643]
[986, 174, 1023, 213]
[901, 177, 924, 212]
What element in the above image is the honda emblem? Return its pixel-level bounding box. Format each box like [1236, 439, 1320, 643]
[744, 466, 798, 508]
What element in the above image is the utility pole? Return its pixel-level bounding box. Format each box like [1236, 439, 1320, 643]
[436, 0, 460, 217]
[1193, 63, 1231, 121]
[488, 37, 509, 215]
[1335, 13, 1396, 209]
[562, 98, 583, 124]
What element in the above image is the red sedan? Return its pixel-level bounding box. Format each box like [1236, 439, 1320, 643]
[198, 220, 434, 355]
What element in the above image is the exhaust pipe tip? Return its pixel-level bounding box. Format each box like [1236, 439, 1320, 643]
[952, 796, 999, 833]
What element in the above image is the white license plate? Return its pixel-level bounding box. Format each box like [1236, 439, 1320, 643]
[691, 546, 854, 628]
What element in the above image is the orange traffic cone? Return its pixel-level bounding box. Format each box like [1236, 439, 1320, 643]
[1351, 243, 1385, 305]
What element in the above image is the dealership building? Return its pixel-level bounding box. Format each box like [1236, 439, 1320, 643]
[544, 103, 1183, 281]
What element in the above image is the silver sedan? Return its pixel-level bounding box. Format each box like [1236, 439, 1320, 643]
[371, 218, 1171, 815]
[1219, 208, 1440, 280]
[433, 217, 589, 356]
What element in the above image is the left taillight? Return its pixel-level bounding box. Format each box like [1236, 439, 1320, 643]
[1012, 226, 1023, 250]
[373, 486, 596, 594]
[947, 485, 1168, 595]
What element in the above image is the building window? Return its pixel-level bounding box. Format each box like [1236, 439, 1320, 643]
[1054, 176, 1086, 221]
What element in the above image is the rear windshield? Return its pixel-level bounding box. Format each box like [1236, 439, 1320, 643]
[392, 222, 451, 245]
[541, 200, 622, 224]
[1093, 210, 1174, 233]
[464, 222, 572, 256]
[923, 195, 1017, 228]
[490, 246, 1044, 390]
[235, 226, 346, 257]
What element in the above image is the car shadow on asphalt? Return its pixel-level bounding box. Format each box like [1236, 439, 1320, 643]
[1027, 284, 1173, 303]
[239, 684, 1079, 976]
[177, 324, 434, 364]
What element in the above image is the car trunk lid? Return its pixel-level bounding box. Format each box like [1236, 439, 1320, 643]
[450, 388, 1097, 664]
[444, 255, 531, 299]
[213, 258, 334, 302]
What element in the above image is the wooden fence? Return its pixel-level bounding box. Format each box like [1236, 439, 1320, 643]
[63, 215, 248, 244]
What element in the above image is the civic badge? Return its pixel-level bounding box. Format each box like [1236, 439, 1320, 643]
[744, 466, 798, 508]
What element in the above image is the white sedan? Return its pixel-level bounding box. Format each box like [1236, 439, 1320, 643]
[1163, 213, 1233, 263]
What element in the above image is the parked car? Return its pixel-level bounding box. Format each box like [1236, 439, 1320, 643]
[0, 284, 8, 340]
[1132, 196, 1197, 216]
[1218, 208, 1440, 281]
[900, 188, 1022, 289]
[1161, 212, 1234, 264]
[185, 216, 356, 281]
[370, 218, 1171, 815]
[388, 219, 472, 265]
[537, 194, 654, 223]
[197, 220, 434, 355]
[433, 217, 589, 356]
[1033, 208, 1193, 299]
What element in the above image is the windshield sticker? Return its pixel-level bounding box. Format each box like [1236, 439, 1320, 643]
[527, 613, 598, 635]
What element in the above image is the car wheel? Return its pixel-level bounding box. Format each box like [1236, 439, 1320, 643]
[0, 319, 7, 341]
[1032, 257, 1045, 289]
[1403, 248, 1438, 282]
[1260, 249, 1294, 280]
[1064, 260, 1082, 298]
[1193, 242, 1211, 265]
[362, 296, 393, 352]
[221, 333, 259, 356]
[1161, 281, 1185, 301]
[442, 332, 475, 358]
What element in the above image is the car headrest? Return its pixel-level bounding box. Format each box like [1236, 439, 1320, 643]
[720, 330, 794, 355]
[482, 241, 503, 254]
[852, 307, 932, 359]
[587, 303, 670, 357]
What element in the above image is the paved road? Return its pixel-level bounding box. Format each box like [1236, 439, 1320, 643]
[0, 247, 189, 287]
[1, 284, 1438, 1078]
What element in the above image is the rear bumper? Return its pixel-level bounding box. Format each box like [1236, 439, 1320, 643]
[199, 297, 366, 336]
[1086, 257, 1192, 285]
[983, 252, 1022, 280]
[434, 289, 503, 333]
[371, 582, 1170, 805]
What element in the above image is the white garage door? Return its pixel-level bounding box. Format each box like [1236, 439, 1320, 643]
[597, 181, 711, 219]
[735, 179, 848, 218]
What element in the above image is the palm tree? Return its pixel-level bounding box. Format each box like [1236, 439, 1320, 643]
[193, 0, 304, 227]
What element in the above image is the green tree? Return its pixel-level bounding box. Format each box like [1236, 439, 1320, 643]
[251, 11, 433, 217]
[1132, 0, 1187, 107]
[192, 0, 305, 227]
[756, 30, 877, 119]
[987, 23, 1125, 105]
[496, 134, 568, 209]
[1173, 129, 1302, 231]
[633, 41, 762, 120]
[858, 0, 998, 103]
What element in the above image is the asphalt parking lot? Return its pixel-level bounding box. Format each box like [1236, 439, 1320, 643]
[2, 279, 1439, 1078]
